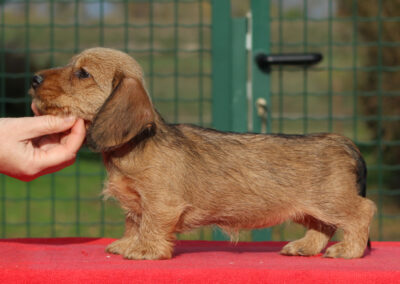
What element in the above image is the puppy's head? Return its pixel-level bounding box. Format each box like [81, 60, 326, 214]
[30, 48, 155, 152]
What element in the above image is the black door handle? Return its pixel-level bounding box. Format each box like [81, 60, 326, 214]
[255, 53, 323, 73]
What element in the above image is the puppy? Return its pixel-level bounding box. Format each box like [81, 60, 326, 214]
[30, 47, 376, 260]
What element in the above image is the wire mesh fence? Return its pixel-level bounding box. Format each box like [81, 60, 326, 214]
[0, 0, 399, 241]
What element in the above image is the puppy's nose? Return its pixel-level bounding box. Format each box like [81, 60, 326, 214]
[31, 75, 44, 89]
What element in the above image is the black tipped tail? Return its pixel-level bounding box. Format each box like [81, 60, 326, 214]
[356, 152, 372, 250]
[356, 154, 367, 198]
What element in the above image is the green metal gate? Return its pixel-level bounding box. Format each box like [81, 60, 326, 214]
[212, 0, 270, 135]
[211, 0, 273, 240]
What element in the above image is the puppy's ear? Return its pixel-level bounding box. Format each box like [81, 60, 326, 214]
[87, 77, 155, 152]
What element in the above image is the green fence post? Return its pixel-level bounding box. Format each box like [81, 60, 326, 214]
[251, 0, 272, 241]
[251, 0, 270, 133]
[232, 18, 248, 132]
[211, 0, 232, 132]
[211, 0, 232, 241]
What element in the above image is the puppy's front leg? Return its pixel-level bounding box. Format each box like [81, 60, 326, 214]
[108, 210, 177, 260]
[106, 215, 139, 256]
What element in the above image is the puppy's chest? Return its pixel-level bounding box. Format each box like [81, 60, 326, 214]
[103, 174, 142, 215]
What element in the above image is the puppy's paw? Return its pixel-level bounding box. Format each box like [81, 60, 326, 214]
[106, 238, 132, 255]
[123, 244, 173, 260]
[281, 240, 322, 256]
[324, 242, 364, 259]
[107, 236, 173, 260]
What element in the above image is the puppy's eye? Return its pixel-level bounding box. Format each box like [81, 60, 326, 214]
[76, 68, 90, 79]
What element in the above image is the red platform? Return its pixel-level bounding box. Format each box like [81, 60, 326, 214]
[0, 238, 399, 283]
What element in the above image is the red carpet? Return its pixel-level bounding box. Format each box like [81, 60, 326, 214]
[0, 238, 398, 283]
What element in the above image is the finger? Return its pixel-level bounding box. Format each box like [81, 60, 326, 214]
[35, 133, 62, 150]
[21, 115, 77, 140]
[37, 119, 85, 167]
[34, 158, 76, 179]
[62, 118, 86, 153]
[35, 119, 85, 168]
[34, 142, 78, 172]
[30, 119, 86, 172]
[14, 158, 75, 182]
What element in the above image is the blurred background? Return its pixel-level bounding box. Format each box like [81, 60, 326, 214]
[0, 0, 399, 241]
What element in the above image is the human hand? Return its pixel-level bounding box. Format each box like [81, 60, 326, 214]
[0, 115, 86, 181]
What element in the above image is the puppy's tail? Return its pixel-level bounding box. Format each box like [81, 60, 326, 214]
[340, 135, 372, 250]
[340, 136, 367, 197]
[355, 149, 372, 250]
[356, 153, 367, 199]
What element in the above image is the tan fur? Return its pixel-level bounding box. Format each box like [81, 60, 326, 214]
[30, 47, 376, 260]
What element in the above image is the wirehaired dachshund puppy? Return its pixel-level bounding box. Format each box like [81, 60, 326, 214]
[30, 47, 376, 259]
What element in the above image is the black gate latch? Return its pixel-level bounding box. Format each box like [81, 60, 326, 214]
[255, 53, 323, 73]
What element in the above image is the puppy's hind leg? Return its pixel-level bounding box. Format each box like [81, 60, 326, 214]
[281, 215, 336, 257]
[324, 196, 376, 259]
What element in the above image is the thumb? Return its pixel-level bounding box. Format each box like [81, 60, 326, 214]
[21, 115, 77, 139]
